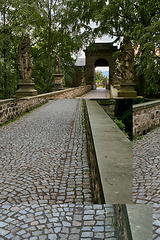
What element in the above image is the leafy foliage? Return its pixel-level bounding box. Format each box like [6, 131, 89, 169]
[0, 0, 92, 98]
[95, 71, 105, 83]
[0, 0, 159, 98]
[72, 0, 160, 97]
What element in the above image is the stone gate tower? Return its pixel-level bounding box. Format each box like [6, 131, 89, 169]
[84, 43, 118, 89]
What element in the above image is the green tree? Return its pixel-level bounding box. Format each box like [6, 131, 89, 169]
[26, 0, 89, 93]
[69, 0, 160, 97]
[0, 0, 41, 98]
[95, 71, 104, 84]
[0, 0, 88, 97]
[97, 0, 160, 97]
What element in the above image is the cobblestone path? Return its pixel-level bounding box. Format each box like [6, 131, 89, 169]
[0, 203, 116, 240]
[133, 127, 160, 240]
[77, 88, 110, 99]
[0, 99, 117, 239]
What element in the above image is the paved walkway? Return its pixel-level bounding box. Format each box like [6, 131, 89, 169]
[133, 127, 160, 240]
[77, 88, 110, 99]
[0, 99, 117, 239]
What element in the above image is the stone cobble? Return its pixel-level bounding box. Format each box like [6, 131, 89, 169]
[133, 127, 160, 239]
[0, 99, 91, 205]
[0, 99, 117, 239]
[0, 203, 116, 240]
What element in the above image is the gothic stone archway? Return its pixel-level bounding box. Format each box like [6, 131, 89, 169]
[84, 43, 118, 88]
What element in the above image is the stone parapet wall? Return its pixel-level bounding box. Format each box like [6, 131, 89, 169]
[114, 205, 131, 240]
[0, 97, 47, 125]
[42, 85, 92, 99]
[85, 100, 132, 205]
[0, 85, 92, 125]
[84, 100, 105, 204]
[133, 100, 160, 136]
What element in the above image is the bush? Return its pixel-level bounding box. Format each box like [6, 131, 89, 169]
[114, 118, 129, 138]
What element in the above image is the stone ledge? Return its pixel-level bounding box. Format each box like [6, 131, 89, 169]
[114, 204, 153, 240]
[0, 98, 17, 105]
[133, 99, 160, 111]
[85, 100, 132, 204]
[126, 204, 153, 240]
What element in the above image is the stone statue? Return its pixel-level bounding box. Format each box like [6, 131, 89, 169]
[117, 36, 137, 97]
[55, 52, 61, 73]
[17, 34, 33, 80]
[16, 34, 37, 97]
[113, 58, 122, 84]
[119, 36, 134, 83]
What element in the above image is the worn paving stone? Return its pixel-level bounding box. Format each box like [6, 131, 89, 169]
[133, 127, 160, 240]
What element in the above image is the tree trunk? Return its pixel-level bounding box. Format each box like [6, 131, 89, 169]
[3, 7, 7, 97]
[47, 0, 52, 92]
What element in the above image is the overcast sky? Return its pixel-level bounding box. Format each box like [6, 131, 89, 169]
[78, 34, 118, 58]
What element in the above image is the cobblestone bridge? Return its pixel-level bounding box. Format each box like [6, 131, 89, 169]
[0, 99, 116, 239]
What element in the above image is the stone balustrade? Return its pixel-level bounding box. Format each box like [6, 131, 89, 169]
[133, 99, 160, 136]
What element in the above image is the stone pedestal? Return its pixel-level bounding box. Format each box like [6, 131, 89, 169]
[54, 73, 64, 90]
[113, 81, 121, 90]
[118, 82, 137, 98]
[16, 79, 37, 98]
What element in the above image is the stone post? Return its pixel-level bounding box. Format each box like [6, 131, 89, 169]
[54, 53, 64, 90]
[117, 36, 137, 98]
[16, 34, 37, 98]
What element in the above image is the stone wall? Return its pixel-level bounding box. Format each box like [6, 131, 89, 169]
[0, 97, 47, 125]
[0, 85, 92, 125]
[114, 205, 132, 240]
[133, 100, 160, 136]
[96, 99, 116, 120]
[84, 100, 132, 205]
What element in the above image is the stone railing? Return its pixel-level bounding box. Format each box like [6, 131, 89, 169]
[0, 96, 47, 125]
[84, 99, 132, 204]
[41, 85, 92, 99]
[114, 204, 152, 240]
[0, 85, 92, 125]
[133, 99, 160, 136]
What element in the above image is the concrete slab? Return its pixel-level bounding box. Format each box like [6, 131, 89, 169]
[127, 204, 153, 240]
[86, 100, 133, 204]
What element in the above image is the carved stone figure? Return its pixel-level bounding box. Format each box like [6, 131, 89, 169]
[54, 52, 63, 90]
[117, 36, 137, 97]
[113, 59, 122, 82]
[55, 53, 62, 73]
[17, 34, 33, 80]
[119, 36, 134, 83]
[16, 34, 37, 97]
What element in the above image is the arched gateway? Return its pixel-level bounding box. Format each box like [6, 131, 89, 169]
[84, 43, 118, 89]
